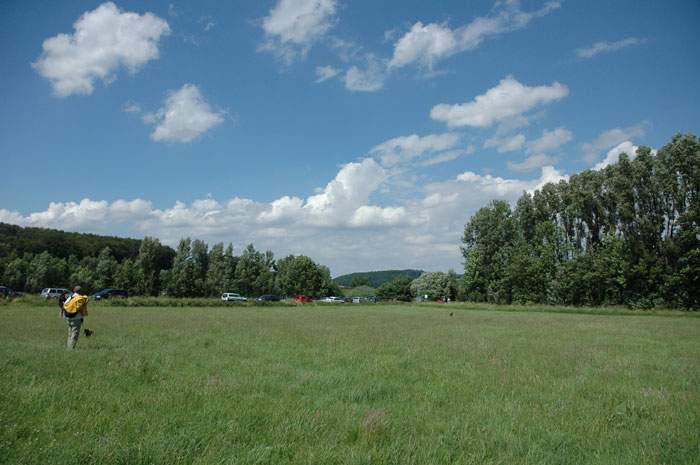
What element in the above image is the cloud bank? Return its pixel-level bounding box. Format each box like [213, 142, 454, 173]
[1, 160, 566, 275]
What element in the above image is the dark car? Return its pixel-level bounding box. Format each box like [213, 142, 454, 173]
[0, 286, 21, 298]
[256, 294, 281, 302]
[93, 288, 128, 300]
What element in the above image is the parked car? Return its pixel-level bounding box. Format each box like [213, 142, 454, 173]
[321, 296, 345, 303]
[352, 296, 378, 303]
[0, 286, 21, 298]
[293, 295, 313, 303]
[41, 288, 69, 299]
[93, 288, 128, 300]
[221, 292, 247, 302]
[256, 294, 281, 302]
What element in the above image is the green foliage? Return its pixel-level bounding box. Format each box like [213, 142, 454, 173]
[114, 258, 139, 295]
[234, 244, 276, 296]
[0, 228, 339, 300]
[334, 269, 424, 287]
[376, 275, 414, 301]
[350, 275, 371, 287]
[276, 254, 340, 297]
[410, 271, 458, 301]
[462, 133, 700, 309]
[136, 237, 168, 296]
[342, 285, 377, 297]
[94, 247, 118, 290]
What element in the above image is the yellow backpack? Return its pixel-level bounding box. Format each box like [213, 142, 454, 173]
[64, 295, 89, 315]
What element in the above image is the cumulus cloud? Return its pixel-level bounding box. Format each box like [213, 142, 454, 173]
[430, 76, 569, 128]
[260, 0, 337, 63]
[576, 37, 645, 59]
[453, 165, 566, 195]
[369, 133, 461, 167]
[145, 84, 225, 143]
[315, 65, 341, 83]
[33, 2, 169, 97]
[507, 154, 557, 172]
[389, 0, 560, 70]
[2, 162, 572, 275]
[592, 141, 639, 170]
[582, 124, 646, 163]
[349, 206, 408, 228]
[303, 158, 390, 225]
[483, 133, 526, 153]
[344, 55, 387, 92]
[526, 127, 572, 153]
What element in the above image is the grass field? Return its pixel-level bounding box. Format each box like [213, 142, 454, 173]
[1, 304, 699, 465]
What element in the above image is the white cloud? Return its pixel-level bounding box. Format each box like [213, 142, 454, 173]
[484, 133, 526, 153]
[582, 124, 646, 163]
[526, 127, 572, 153]
[257, 196, 304, 223]
[260, 0, 337, 63]
[315, 65, 341, 83]
[389, 22, 458, 70]
[349, 206, 408, 227]
[593, 141, 638, 170]
[2, 161, 573, 275]
[146, 84, 225, 143]
[33, 2, 169, 97]
[430, 76, 569, 128]
[453, 165, 565, 195]
[303, 158, 389, 225]
[576, 37, 645, 59]
[370, 133, 461, 167]
[389, 0, 560, 70]
[344, 56, 387, 92]
[507, 153, 557, 172]
[122, 101, 141, 114]
[419, 149, 468, 167]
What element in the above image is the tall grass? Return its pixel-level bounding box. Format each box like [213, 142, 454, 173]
[1, 304, 698, 464]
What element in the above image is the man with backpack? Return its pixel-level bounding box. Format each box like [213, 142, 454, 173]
[59, 286, 90, 350]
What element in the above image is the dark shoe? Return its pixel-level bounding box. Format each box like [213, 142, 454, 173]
[84, 329, 93, 337]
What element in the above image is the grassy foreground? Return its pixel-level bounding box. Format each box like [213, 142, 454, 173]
[1, 305, 698, 465]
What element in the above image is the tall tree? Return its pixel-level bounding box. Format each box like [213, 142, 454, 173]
[94, 247, 118, 290]
[136, 237, 164, 296]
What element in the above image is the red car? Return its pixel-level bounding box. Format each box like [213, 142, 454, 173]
[293, 295, 313, 303]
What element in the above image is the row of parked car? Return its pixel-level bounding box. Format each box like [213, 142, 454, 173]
[40, 287, 128, 300]
[2, 286, 375, 303]
[0, 286, 22, 298]
[221, 293, 376, 303]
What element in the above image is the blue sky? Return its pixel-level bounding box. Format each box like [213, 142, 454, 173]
[1, 0, 699, 275]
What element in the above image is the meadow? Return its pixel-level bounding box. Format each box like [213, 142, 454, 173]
[1, 303, 698, 465]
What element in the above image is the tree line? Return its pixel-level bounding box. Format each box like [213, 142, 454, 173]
[0, 235, 340, 298]
[461, 133, 699, 309]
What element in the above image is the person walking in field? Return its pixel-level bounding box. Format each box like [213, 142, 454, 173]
[60, 286, 90, 350]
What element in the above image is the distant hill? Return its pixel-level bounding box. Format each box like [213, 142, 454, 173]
[0, 222, 175, 264]
[334, 269, 424, 288]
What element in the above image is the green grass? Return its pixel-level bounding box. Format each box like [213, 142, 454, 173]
[1, 305, 698, 465]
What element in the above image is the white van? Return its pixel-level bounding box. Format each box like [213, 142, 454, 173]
[221, 292, 247, 302]
[41, 288, 69, 299]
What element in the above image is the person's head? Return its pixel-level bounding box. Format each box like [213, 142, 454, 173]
[73, 286, 81, 293]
